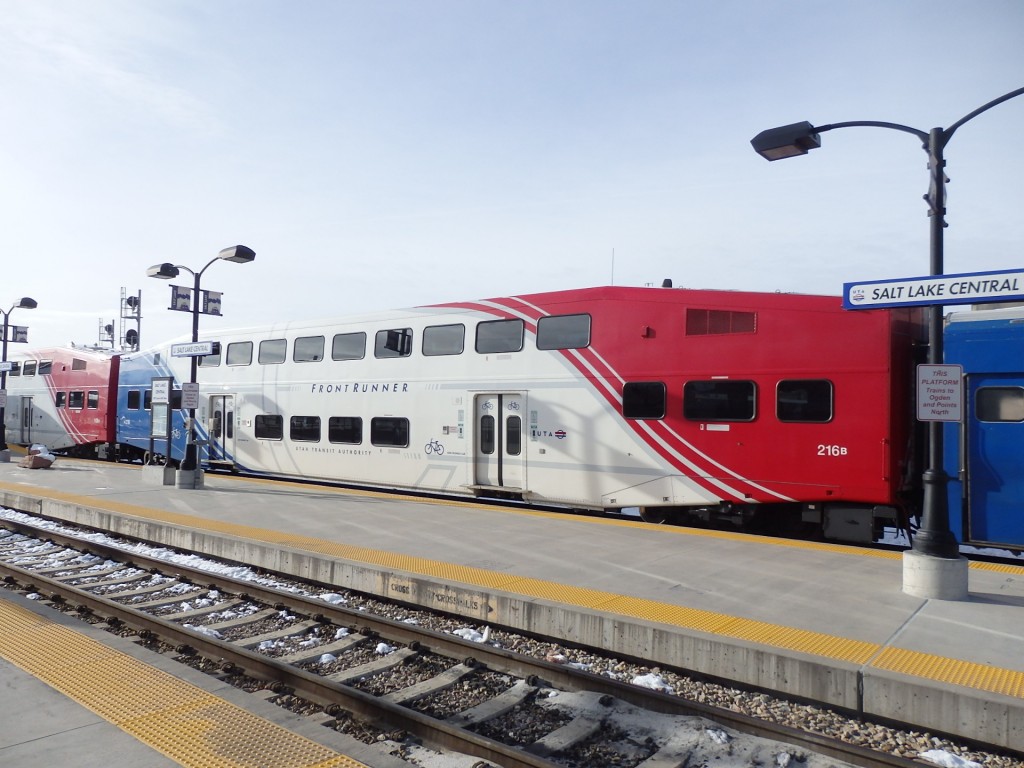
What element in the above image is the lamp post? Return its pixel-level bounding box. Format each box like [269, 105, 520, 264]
[752, 86, 1024, 599]
[0, 297, 38, 456]
[146, 246, 255, 482]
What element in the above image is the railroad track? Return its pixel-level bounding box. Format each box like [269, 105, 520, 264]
[0, 513, 999, 768]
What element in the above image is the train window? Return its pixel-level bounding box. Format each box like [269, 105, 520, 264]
[170, 389, 182, 409]
[332, 332, 366, 361]
[68, 391, 85, 409]
[259, 339, 287, 364]
[375, 328, 413, 358]
[226, 342, 253, 366]
[423, 324, 465, 356]
[144, 390, 153, 410]
[23, 361, 37, 376]
[38, 360, 53, 375]
[294, 335, 325, 362]
[127, 390, 141, 410]
[199, 350, 221, 367]
[255, 414, 284, 440]
[290, 415, 321, 442]
[328, 416, 363, 444]
[7, 362, 19, 376]
[479, 415, 495, 454]
[777, 380, 833, 423]
[476, 319, 524, 354]
[87, 391, 99, 409]
[371, 417, 410, 447]
[686, 309, 756, 335]
[622, 382, 666, 419]
[55, 392, 66, 408]
[506, 415, 522, 456]
[684, 380, 756, 421]
[72, 358, 87, 371]
[976, 387, 1024, 422]
[537, 314, 591, 350]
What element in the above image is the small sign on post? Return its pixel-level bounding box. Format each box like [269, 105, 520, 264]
[182, 382, 200, 410]
[917, 364, 963, 422]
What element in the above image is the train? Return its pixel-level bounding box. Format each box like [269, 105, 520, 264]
[2, 284, 1021, 551]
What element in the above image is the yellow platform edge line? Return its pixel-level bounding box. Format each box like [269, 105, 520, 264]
[0, 599, 365, 768]
[3, 482, 1023, 701]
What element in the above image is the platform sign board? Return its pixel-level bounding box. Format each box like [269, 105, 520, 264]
[171, 341, 215, 357]
[0, 362, 12, 372]
[150, 377, 173, 440]
[917, 364, 963, 422]
[843, 268, 1024, 309]
[182, 382, 200, 410]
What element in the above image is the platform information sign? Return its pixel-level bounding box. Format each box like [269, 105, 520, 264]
[171, 341, 215, 357]
[844, 268, 1024, 309]
[182, 382, 200, 410]
[917, 364, 963, 422]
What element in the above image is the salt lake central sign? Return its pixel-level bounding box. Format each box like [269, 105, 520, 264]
[843, 268, 1024, 310]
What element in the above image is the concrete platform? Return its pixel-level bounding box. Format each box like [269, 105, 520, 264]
[0, 458, 1022, 753]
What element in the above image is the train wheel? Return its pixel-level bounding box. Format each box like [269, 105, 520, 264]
[638, 507, 668, 524]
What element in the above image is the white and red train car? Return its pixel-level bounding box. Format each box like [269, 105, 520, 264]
[120, 285, 924, 539]
[2, 347, 119, 456]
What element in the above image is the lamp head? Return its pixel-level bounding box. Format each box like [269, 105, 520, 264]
[751, 121, 821, 161]
[146, 263, 179, 279]
[217, 245, 256, 264]
[16, 297, 37, 310]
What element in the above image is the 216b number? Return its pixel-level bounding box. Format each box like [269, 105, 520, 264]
[818, 444, 848, 457]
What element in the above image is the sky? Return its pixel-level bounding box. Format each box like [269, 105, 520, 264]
[1, 0, 1022, 350]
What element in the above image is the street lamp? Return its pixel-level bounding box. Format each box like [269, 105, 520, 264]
[147, 245, 255, 481]
[752, 86, 1024, 599]
[0, 297, 38, 455]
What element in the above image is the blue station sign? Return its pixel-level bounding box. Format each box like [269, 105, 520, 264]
[843, 268, 1024, 310]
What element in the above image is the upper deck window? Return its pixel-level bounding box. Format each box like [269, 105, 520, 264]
[259, 339, 287, 364]
[294, 335, 325, 362]
[375, 328, 413, 358]
[537, 314, 591, 350]
[423, 324, 465, 356]
[476, 319, 524, 354]
[332, 332, 366, 361]
[23, 361, 36, 376]
[226, 341, 253, 366]
[38, 360, 53, 375]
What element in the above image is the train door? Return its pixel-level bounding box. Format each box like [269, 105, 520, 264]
[18, 398, 33, 445]
[473, 393, 525, 492]
[206, 394, 235, 465]
[965, 374, 1024, 548]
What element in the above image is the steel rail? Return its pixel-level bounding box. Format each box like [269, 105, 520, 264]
[0, 516, 934, 768]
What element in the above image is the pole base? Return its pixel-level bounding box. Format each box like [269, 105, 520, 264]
[0, 449, 9, 463]
[902, 549, 969, 600]
[176, 468, 205, 490]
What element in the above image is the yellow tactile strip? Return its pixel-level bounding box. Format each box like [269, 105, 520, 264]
[0, 598, 365, 768]
[3, 479, 1024, 701]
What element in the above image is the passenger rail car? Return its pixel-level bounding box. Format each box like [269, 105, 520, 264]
[2, 347, 119, 456]
[944, 307, 1024, 550]
[124, 286, 926, 540]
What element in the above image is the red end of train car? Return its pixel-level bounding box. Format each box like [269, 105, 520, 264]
[492, 286, 926, 538]
[4, 347, 120, 456]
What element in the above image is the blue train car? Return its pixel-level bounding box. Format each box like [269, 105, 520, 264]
[944, 307, 1024, 550]
[115, 348, 190, 465]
